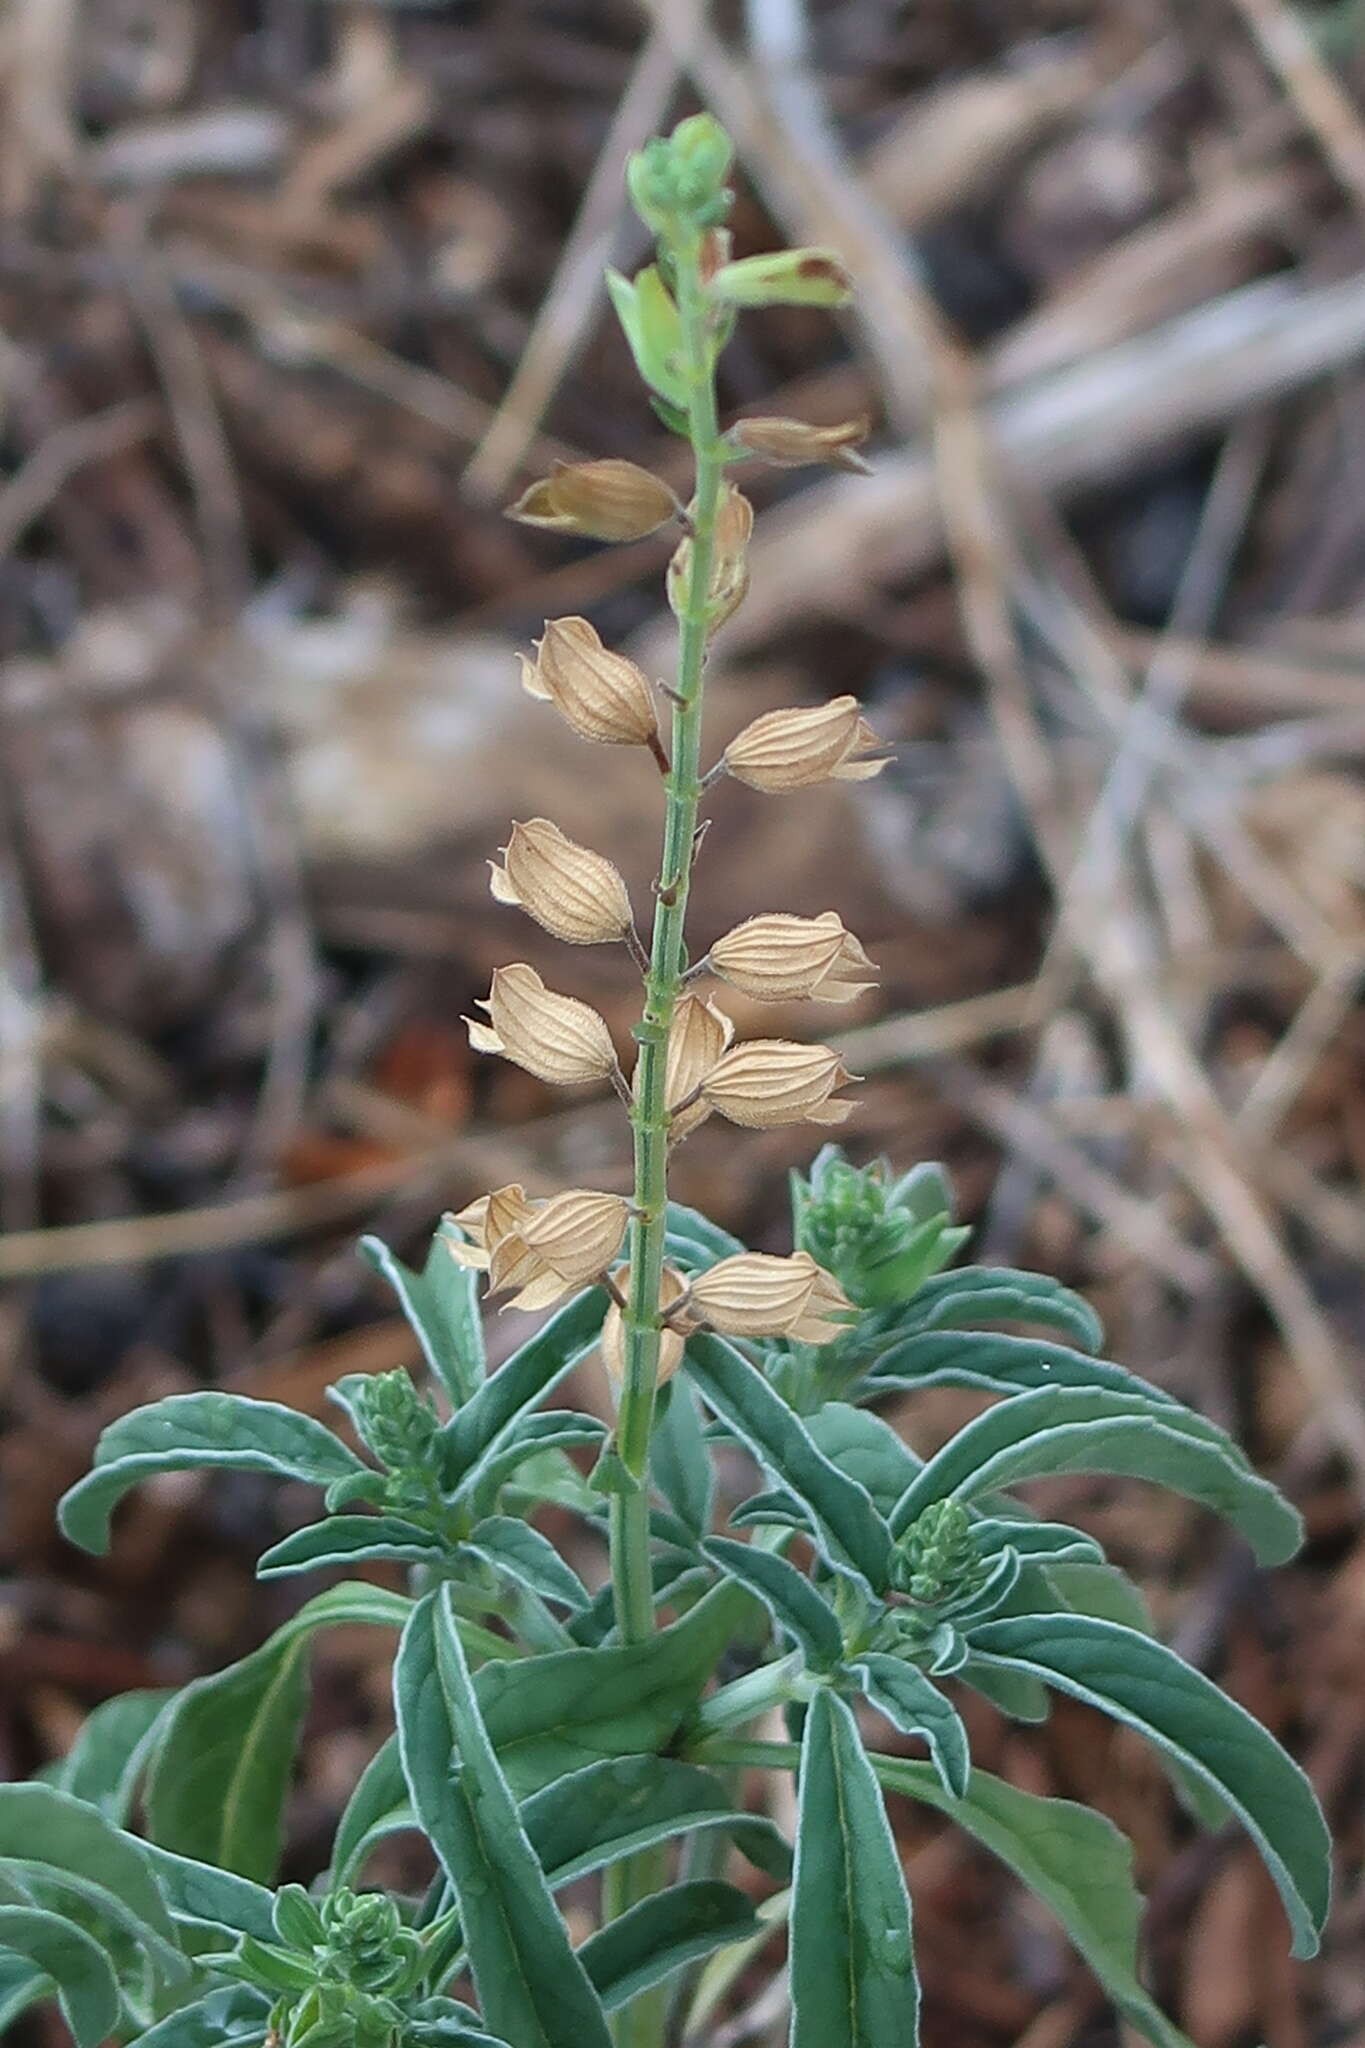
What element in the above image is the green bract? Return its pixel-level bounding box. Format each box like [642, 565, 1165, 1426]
[7, 114, 1330, 2048]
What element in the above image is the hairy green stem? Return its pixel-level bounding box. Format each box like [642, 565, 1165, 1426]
[605, 227, 725, 2048]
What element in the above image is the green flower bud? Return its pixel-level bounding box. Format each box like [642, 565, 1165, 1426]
[626, 116, 734, 234]
[351, 1371, 439, 1475]
[791, 1146, 969, 1309]
[892, 1501, 989, 1607]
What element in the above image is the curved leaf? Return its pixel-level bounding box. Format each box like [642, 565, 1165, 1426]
[705, 1536, 843, 1671]
[257, 1515, 452, 1577]
[395, 1589, 612, 2048]
[133, 1986, 273, 2048]
[48, 1689, 173, 1823]
[686, 1334, 892, 1588]
[888, 1388, 1301, 1566]
[466, 1412, 606, 1517]
[331, 1736, 413, 1885]
[791, 1690, 918, 2048]
[0, 1954, 48, 2034]
[0, 1783, 180, 1965]
[580, 1881, 759, 2011]
[438, 1288, 608, 1488]
[852, 1657, 970, 1799]
[139, 1845, 276, 1941]
[869, 1330, 1173, 1407]
[972, 1518, 1103, 1565]
[463, 1516, 590, 1611]
[0, 1905, 120, 2048]
[59, 1393, 367, 1555]
[360, 1221, 486, 1407]
[875, 1266, 1104, 1351]
[968, 1614, 1331, 1957]
[522, 1756, 791, 1885]
[652, 1379, 715, 1539]
[804, 1404, 922, 1516]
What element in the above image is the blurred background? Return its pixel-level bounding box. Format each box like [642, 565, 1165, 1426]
[2, 1, 1364, 2042]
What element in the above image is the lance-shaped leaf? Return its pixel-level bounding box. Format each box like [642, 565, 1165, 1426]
[466, 1411, 606, 1517]
[850, 1657, 970, 1799]
[805, 1403, 921, 1516]
[47, 1690, 173, 1824]
[474, 1584, 744, 1796]
[0, 1783, 182, 1972]
[331, 1736, 412, 1885]
[360, 1222, 486, 1407]
[130, 1986, 273, 2048]
[146, 1582, 410, 1882]
[972, 1518, 1103, 1564]
[58, 1393, 368, 1555]
[870, 1329, 1172, 1406]
[522, 1756, 791, 1885]
[871, 1754, 1196, 2048]
[652, 1379, 716, 1539]
[395, 1589, 613, 2048]
[686, 1333, 891, 1587]
[791, 1689, 918, 2048]
[139, 1844, 276, 1941]
[969, 1614, 1331, 1956]
[257, 1514, 454, 1578]
[0, 1955, 51, 2035]
[0, 1907, 122, 2048]
[705, 1536, 843, 1671]
[462, 1515, 591, 1610]
[439, 1288, 608, 1488]
[873, 1265, 1105, 1351]
[580, 1882, 759, 2011]
[888, 1388, 1301, 1565]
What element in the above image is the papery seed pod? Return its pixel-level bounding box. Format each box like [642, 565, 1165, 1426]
[520, 617, 662, 752]
[668, 482, 753, 633]
[688, 1250, 851, 1341]
[708, 911, 877, 1003]
[710, 248, 853, 308]
[487, 1189, 628, 1311]
[489, 818, 633, 946]
[649, 991, 735, 1139]
[506, 460, 679, 542]
[601, 1264, 689, 1385]
[465, 965, 618, 1086]
[444, 1183, 534, 1269]
[730, 414, 871, 473]
[790, 1260, 860, 1343]
[722, 696, 889, 792]
[700, 1039, 856, 1128]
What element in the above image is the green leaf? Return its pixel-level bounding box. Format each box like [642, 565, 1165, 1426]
[48, 1689, 173, 1823]
[605, 264, 689, 409]
[395, 1589, 613, 2048]
[804, 1404, 921, 1516]
[0, 1783, 182, 1970]
[257, 1515, 453, 1577]
[0, 1906, 121, 2048]
[973, 1518, 1103, 1564]
[0, 1954, 49, 2034]
[133, 1985, 272, 2048]
[147, 1581, 411, 1882]
[139, 1844, 277, 1941]
[439, 1289, 608, 1489]
[969, 1614, 1331, 1956]
[360, 1221, 486, 1408]
[852, 1657, 970, 1799]
[463, 1515, 591, 1610]
[59, 1393, 367, 1555]
[875, 1266, 1104, 1350]
[705, 1536, 843, 1671]
[466, 1412, 606, 1517]
[521, 1756, 791, 1886]
[473, 1584, 743, 1797]
[579, 1882, 759, 2011]
[871, 1755, 1196, 2048]
[957, 1657, 1050, 1722]
[888, 1388, 1302, 1566]
[870, 1330, 1171, 1406]
[651, 1379, 715, 1538]
[330, 1737, 413, 1885]
[686, 1334, 892, 1588]
[790, 1690, 918, 2048]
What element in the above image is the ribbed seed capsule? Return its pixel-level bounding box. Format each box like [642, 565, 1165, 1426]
[465, 964, 618, 1086]
[708, 911, 877, 1003]
[506, 460, 679, 541]
[700, 1039, 856, 1128]
[600, 1264, 688, 1386]
[651, 992, 734, 1139]
[520, 617, 662, 751]
[668, 483, 753, 633]
[687, 1250, 854, 1342]
[722, 696, 889, 792]
[489, 819, 633, 945]
[731, 415, 871, 472]
[487, 1189, 628, 1311]
[445, 1182, 534, 1269]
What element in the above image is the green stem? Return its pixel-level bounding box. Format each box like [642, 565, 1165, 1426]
[606, 226, 726, 2048]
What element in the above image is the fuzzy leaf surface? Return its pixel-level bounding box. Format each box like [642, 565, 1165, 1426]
[0, 1907, 121, 2048]
[438, 1289, 608, 1487]
[852, 1657, 970, 1798]
[360, 1223, 486, 1406]
[705, 1536, 843, 1670]
[580, 1882, 759, 2011]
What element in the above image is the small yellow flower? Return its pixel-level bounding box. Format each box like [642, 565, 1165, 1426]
[489, 819, 633, 946]
[730, 415, 871, 473]
[687, 1251, 854, 1342]
[700, 1039, 856, 1128]
[600, 1264, 689, 1385]
[708, 911, 877, 1004]
[520, 617, 663, 753]
[723, 697, 889, 792]
[465, 964, 618, 1086]
[506, 459, 679, 541]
